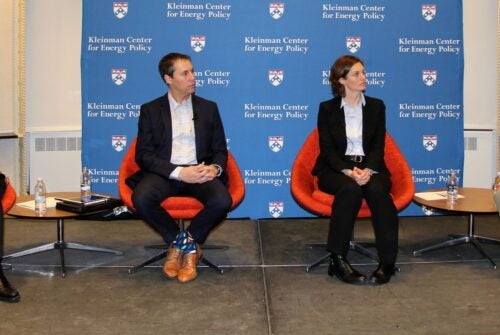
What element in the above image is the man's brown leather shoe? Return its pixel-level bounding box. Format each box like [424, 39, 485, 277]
[177, 247, 202, 283]
[163, 247, 183, 279]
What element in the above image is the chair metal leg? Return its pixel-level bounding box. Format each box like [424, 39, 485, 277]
[201, 256, 224, 274]
[305, 240, 379, 272]
[349, 240, 379, 262]
[129, 218, 226, 274]
[144, 243, 228, 251]
[128, 250, 168, 274]
[141, 242, 226, 273]
[128, 249, 224, 274]
[306, 243, 328, 249]
[144, 244, 168, 250]
[305, 252, 331, 272]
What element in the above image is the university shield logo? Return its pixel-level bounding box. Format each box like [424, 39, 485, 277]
[112, 135, 127, 152]
[269, 3, 285, 20]
[269, 201, 284, 218]
[268, 136, 284, 152]
[422, 135, 438, 151]
[113, 2, 128, 19]
[191, 36, 206, 53]
[421, 205, 434, 216]
[422, 70, 437, 86]
[111, 69, 127, 85]
[268, 70, 284, 86]
[422, 4, 436, 21]
[346, 37, 361, 53]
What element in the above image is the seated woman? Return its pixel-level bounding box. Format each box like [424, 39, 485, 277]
[312, 55, 399, 285]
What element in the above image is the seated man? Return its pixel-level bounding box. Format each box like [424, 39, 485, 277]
[129, 52, 231, 283]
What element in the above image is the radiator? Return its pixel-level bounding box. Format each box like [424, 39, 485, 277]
[463, 129, 497, 188]
[28, 131, 82, 194]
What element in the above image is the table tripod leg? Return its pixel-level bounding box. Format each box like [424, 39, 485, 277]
[413, 236, 468, 256]
[58, 244, 66, 278]
[475, 235, 500, 245]
[470, 237, 497, 269]
[65, 242, 123, 255]
[448, 234, 470, 240]
[57, 218, 67, 277]
[3, 243, 57, 259]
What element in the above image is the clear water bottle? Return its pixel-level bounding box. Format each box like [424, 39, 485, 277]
[80, 166, 92, 202]
[34, 177, 47, 213]
[492, 172, 500, 192]
[446, 170, 458, 202]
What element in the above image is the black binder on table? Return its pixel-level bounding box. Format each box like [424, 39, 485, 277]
[55, 194, 123, 214]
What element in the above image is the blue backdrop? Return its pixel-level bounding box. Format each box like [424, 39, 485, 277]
[81, 1, 464, 218]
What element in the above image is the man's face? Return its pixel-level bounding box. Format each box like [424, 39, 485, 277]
[165, 58, 196, 100]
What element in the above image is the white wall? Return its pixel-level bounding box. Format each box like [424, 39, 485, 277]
[0, 0, 16, 135]
[26, 0, 82, 132]
[463, 0, 498, 129]
[0, 0, 20, 189]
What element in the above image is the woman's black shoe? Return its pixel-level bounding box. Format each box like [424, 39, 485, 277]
[369, 263, 396, 285]
[0, 272, 20, 303]
[328, 254, 367, 285]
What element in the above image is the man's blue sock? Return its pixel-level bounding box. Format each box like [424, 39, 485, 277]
[172, 231, 187, 249]
[181, 232, 196, 254]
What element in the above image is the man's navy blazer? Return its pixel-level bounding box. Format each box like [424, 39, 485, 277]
[129, 93, 228, 186]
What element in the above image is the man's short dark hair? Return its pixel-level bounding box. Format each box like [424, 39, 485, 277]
[158, 53, 192, 83]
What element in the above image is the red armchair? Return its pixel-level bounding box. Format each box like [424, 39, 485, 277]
[1, 176, 16, 270]
[1, 179, 16, 215]
[291, 128, 415, 271]
[118, 138, 245, 274]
